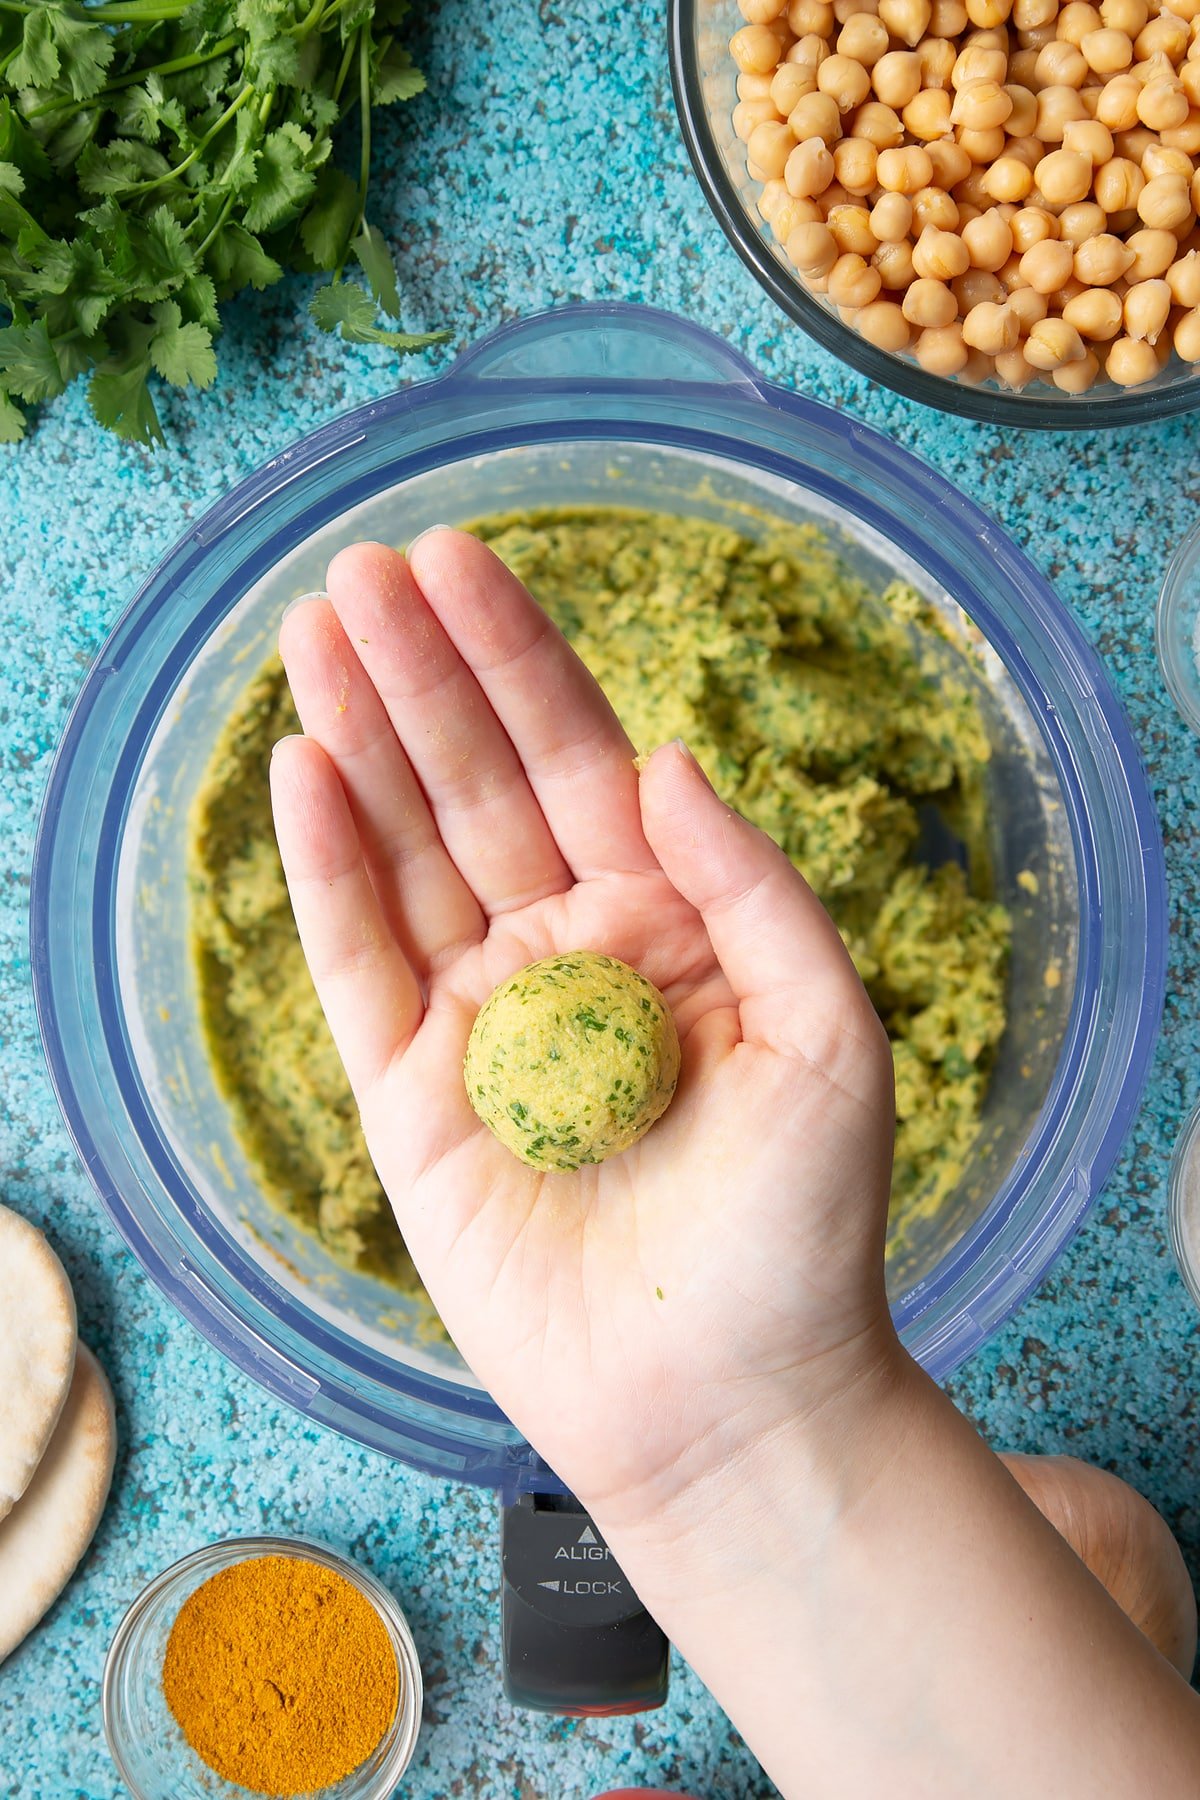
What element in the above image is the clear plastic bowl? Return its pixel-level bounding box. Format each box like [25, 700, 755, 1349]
[1157, 520, 1200, 735]
[103, 1536, 422, 1799]
[31, 303, 1166, 1494]
[668, 0, 1200, 428]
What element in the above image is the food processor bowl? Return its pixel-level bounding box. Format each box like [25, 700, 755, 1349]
[31, 303, 1166, 1493]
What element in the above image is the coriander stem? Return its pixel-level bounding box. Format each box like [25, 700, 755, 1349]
[129, 81, 254, 193]
[194, 190, 235, 258]
[357, 25, 371, 228]
[25, 35, 242, 118]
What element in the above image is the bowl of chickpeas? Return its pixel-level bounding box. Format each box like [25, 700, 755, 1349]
[669, 0, 1200, 420]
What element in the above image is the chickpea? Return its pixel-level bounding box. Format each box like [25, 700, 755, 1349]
[1093, 155, 1145, 212]
[1100, 0, 1147, 35]
[966, 0, 1013, 26]
[1021, 236, 1077, 289]
[734, 97, 781, 143]
[1014, 0, 1057, 26]
[903, 275, 961, 322]
[738, 71, 777, 101]
[952, 44, 1008, 86]
[826, 250, 883, 305]
[953, 265, 1009, 304]
[918, 36, 959, 88]
[958, 124, 1010, 161]
[977, 155, 1032, 202]
[771, 63, 818, 113]
[741, 0, 788, 18]
[949, 79, 1014, 134]
[819, 180, 853, 209]
[1033, 148, 1092, 206]
[833, 0, 871, 18]
[1036, 40, 1090, 87]
[772, 194, 824, 240]
[1058, 200, 1109, 242]
[915, 320, 972, 369]
[1007, 283, 1051, 325]
[1138, 77, 1191, 132]
[1183, 63, 1200, 107]
[1062, 285, 1125, 333]
[1123, 226, 1180, 276]
[787, 0, 834, 26]
[1037, 86, 1090, 142]
[837, 11, 890, 61]
[1060, 2, 1104, 42]
[748, 120, 799, 179]
[831, 137, 877, 192]
[959, 210, 1014, 269]
[876, 145, 936, 193]
[913, 223, 973, 276]
[731, 25, 783, 75]
[786, 219, 840, 273]
[994, 346, 1040, 387]
[1138, 172, 1193, 226]
[817, 55, 872, 113]
[1095, 73, 1141, 129]
[1167, 246, 1200, 302]
[1141, 144, 1194, 185]
[871, 49, 923, 109]
[854, 298, 914, 346]
[1081, 26, 1135, 75]
[952, 166, 995, 207]
[878, 0, 934, 41]
[1135, 14, 1190, 61]
[1174, 304, 1200, 357]
[757, 178, 788, 222]
[1061, 120, 1115, 168]
[785, 136, 837, 196]
[904, 89, 955, 136]
[1121, 275, 1172, 337]
[788, 32, 831, 66]
[1011, 205, 1060, 249]
[1193, 161, 1200, 214]
[1162, 109, 1200, 154]
[957, 298, 1018, 350]
[851, 100, 907, 145]
[1052, 349, 1102, 389]
[874, 237, 919, 284]
[912, 184, 962, 228]
[927, 139, 975, 185]
[1105, 332, 1160, 380]
[1024, 316, 1089, 364]
[828, 202, 880, 253]
[931, 0, 970, 28]
[1112, 126, 1157, 164]
[1071, 232, 1136, 281]
[1009, 47, 1041, 86]
[870, 190, 915, 237]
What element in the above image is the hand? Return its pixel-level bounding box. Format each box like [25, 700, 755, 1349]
[271, 530, 900, 1525]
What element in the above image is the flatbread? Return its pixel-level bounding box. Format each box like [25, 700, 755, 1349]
[0, 1206, 77, 1520]
[0, 1343, 115, 1665]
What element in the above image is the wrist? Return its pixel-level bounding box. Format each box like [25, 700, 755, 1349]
[587, 1330, 931, 1614]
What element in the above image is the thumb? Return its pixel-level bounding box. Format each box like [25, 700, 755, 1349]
[638, 740, 879, 1058]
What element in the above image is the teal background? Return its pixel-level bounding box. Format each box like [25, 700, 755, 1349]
[3, 3, 1200, 1795]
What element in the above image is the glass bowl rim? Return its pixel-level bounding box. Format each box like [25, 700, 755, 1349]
[1156, 519, 1200, 736]
[1167, 1099, 1200, 1310]
[102, 1532, 423, 1800]
[665, 0, 1200, 431]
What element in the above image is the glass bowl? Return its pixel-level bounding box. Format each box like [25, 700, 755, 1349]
[103, 1536, 423, 1800]
[668, 0, 1200, 428]
[31, 302, 1166, 1493]
[1167, 1100, 1200, 1309]
[1157, 521, 1200, 735]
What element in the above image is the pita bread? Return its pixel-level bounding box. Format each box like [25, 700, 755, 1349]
[0, 1206, 77, 1521]
[0, 1343, 115, 1665]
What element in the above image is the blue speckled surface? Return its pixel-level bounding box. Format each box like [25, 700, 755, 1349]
[2, 4, 1200, 1795]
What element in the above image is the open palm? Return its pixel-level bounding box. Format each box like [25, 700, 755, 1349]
[271, 533, 898, 1520]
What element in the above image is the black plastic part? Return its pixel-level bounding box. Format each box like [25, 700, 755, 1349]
[501, 1492, 670, 1716]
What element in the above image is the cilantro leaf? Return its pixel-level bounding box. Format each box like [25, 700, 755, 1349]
[243, 123, 317, 233]
[300, 166, 359, 270]
[47, 12, 115, 103]
[149, 300, 217, 388]
[89, 357, 164, 446]
[309, 278, 448, 351]
[372, 44, 425, 106]
[208, 222, 282, 295]
[351, 221, 399, 318]
[9, 10, 58, 93]
[78, 138, 174, 196]
[0, 388, 26, 442]
[0, 318, 64, 402]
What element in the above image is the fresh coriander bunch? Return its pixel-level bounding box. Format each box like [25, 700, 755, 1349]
[0, 0, 446, 444]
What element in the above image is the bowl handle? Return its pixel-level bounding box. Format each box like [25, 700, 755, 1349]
[441, 300, 766, 395]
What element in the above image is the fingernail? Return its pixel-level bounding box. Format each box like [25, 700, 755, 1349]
[405, 523, 453, 558]
[672, 737, 714, 788]
[281, 590, 326, 625]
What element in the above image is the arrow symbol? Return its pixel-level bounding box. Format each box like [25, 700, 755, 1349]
[538, 1578, 560, 1592]
[577, 1525, 599, 1545]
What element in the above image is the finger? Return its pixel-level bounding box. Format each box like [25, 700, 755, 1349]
[279, 596, 485, 973]
[638, 740, 880, 1060]
[407, 528, 658, 879]
[324, 542, 570, 915]
[269, 735, 422, 1098]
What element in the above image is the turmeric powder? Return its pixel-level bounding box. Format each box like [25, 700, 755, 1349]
[162, 1553, 399, 1796]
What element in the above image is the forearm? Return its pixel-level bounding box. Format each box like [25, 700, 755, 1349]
[590, 1354, 1200, 1800]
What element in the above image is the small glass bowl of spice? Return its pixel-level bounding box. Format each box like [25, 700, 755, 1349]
[1157, 520, 1200, 737]
[103, 1536, 422, 1800]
